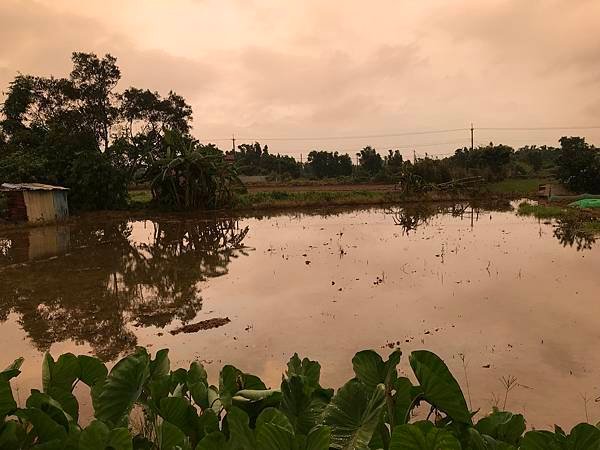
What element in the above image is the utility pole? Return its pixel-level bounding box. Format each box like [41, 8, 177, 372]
[232, 134, 236, 153]
[413, 150, 416, 164]
[470, 123, 474, 151]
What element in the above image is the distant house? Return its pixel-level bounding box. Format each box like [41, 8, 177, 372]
[0, 183, 69, 223]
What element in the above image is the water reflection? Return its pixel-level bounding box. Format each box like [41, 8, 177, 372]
[384, 200, 512, 234]
[0, 218, 249, 360]
[553, 219, 596, 251]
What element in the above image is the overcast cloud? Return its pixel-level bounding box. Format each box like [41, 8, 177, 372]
[1, 0, 599, 157]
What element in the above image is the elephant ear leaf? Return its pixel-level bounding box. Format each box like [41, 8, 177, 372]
[0, 378, 17, 417]
[80, 420, 132, 450]
[0, 357, 24, 381]
[567, 423, 600, 450]
[352, 349, 401, 392]
[77, 355, 108, 387]
[93, 348, 150, 426]
[323, 380, 386, 450]
[520, 430, 562, 449]
[255, 408, 295, 450]
[286, 354, 322, 390]
[389, 422, 461, 450]
[409, 350, 472, 425]
[475, 409, 526, 445]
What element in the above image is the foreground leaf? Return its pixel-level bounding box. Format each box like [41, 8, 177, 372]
[323, 380, 386, 449]
[409, 351, 472, 425]
[93, 348, 150, 426]
[390, 422, 461, 450]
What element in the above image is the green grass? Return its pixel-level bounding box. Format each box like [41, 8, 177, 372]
[517, 202, 570, 219]
[128, 189, 153, 206]
[235, 190, 391, 209]
[487, 178, 547, 195]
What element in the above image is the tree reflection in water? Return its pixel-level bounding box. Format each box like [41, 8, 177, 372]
[0, 218, 249, 361]
[384, 201, 502, 234]
[553, 218, 596, 251]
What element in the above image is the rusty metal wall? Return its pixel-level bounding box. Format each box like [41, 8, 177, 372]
[23, 191, 57, 223]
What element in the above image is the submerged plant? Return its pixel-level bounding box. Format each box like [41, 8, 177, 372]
[1, 347, 599, 449]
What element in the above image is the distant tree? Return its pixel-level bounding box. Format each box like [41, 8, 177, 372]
[556, 136, 600, 193]
[234, 142, 302, 178]
[306, 150, 352, 178]
[385, 149, 404, 171]
[357, 146, 383, 176]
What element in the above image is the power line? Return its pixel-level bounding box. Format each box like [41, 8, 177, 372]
[477, 126, 600, 131]
[202, 128, 469, 143]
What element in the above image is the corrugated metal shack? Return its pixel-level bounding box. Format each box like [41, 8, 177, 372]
[0, 183, 69, 223]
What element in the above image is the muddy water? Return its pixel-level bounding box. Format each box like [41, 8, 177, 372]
[1, 202, 600, 429]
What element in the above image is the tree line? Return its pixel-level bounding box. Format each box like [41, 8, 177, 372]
[2, 52, 600, 212]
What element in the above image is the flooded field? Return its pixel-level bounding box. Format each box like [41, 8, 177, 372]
[1, 201, 600, 429]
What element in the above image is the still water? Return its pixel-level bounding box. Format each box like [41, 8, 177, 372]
[1, 201, 599, 429]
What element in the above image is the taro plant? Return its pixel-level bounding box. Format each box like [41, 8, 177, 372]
[1, 347, 599, 449]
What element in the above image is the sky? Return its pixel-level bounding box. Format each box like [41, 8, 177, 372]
[1, 0, 600, 158]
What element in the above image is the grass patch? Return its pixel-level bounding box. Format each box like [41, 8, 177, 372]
[128, 189, 152, 206]
[235, 190, 392, 209]
[487, 178, 547, 195]
[517, 202, 570, 219]
[236, 190, 387, 208]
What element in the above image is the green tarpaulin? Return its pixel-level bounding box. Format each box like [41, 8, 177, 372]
[569, 198, 600, 209]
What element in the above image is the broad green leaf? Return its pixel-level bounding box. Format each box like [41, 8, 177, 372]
[281, 375, 331, 435]
[150, 349, 170, 379]
[47, 386, 79, 422]
[323, 380, 386, 450]
[195, 431, 227, 450]
[352, 349, 401, 393]
[255, 409, 296, 450]
[242, 373, 267, 391]
[389, 422, 461, 450]
[188, 362, 208, 385]
[567, 423, 600, 449]
[520, 430, 562, 450]
[286, 354, 322, 390]
[393, 377, 416, 426]
[219, 365, 242, 409]
[0, 420, 26, 449]
[227, 407, 256, 449]
[257, 407, 294, 434]
[0, 357, 24, 381]
[158, 421, 187, 450]
[25, 390, 70, 429]
[304, 426, 331, 450]
[189, 381, 209, 409]
[409, 350, 472, 425]
[80, 420, 109, 450]
[42, 353, 54, 393]
[475, 410, 525, 445]
[47, 353, 80, 392]
[0, 379, 16, 417]
[93, 348, 150, 426]
[160, 396, 199, 440]
[19, 408, 68, 443]
[77, 356, 108, 387]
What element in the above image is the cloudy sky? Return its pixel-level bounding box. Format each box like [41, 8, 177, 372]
[1, 0, 600, 157]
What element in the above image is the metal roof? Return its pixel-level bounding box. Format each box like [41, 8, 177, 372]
[0, 183, 69, 192]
